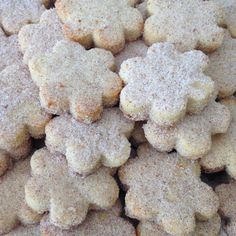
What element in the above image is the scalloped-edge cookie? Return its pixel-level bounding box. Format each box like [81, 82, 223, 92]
[0, 63, 51, 176]
[0, 0, 47, 35]
[119, 144, 219, 236]
[137, 214, 221, 236]
[201, 98, 236, 178]
[45, 108, 134, 175]
[5, 225, 40, 236]
[18, 9, 64, 65]
[29, 40, 122, 123]
[144, 100, 231, 159]
[144, 0, 225, 52]
[25, 148, 119, 229]
[206, 31, 236, 98]
[0, 29, 23, 72]
[119, 42, 215, 127]
[55, 0, 143, 54]
[0, 159, 42, 235]
[115, 40, 148, 71]
[215, 0, 236, 37]
[215, 181, 236, 236]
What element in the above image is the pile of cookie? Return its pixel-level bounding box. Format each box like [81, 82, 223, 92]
[0, 0, 236, 235]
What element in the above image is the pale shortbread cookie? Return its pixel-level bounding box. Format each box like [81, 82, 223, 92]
[25, 148, 119, 229]
[119, 144, 219, 236]
[0, 159, 41, 234]
[131, 122, 147, 145]
[206, 31, 236, 98]
[215, 181, 236, 236]
[29, 40, 122, 123]
[5, 225, 40, 236]
[0, 29, 23, 72]
[0, 0, 47, 35]
[144, 0, 225, 52]
[144, 100, 231, 159]
[45, 108, 134, 175]
[0, 64, 51, 176]
[137, 0, 147, 20]
[115, 40, 148, 71]
[214, 0, 236, 37]
[201, 98, 236, 178]
[18, 9, 64, 65]
[119, 42, 215, 127]
[55, 0, 143, 54]
[40, 210, 135, 236]
[137, 214, 221, 236]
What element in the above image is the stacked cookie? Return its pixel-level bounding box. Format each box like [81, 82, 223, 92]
[0, 0, 236, 235]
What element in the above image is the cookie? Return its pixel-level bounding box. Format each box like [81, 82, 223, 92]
[115, 40, 148, 71]
[45, 108, 134, 175]
[119, 144, 219, 236]
[137, 1, 148, 20]
[206, 31, 236, 98]
[0, 64, 51, 176]
[144, 0, 225, 52]
[215, 181, 236, 236]
[55, 0, 143, 54]
[200, 98, 236, 178]
[215, 0, 236, 37]
[18, 9, 64, 65]
[0, 159, 41, 234]
[5, 225, 40, 236]
[29, 40, 122, 123]
[131, 122, 147, 146]
[0, 29, 23, 72]
[25, 148, 119, 229]
[40, 210, 135, 236]
[119, 42, 215, 127]
[137, 214, 221, 236]
[144, 100, 231, 158]
[0, 0, 47, 35]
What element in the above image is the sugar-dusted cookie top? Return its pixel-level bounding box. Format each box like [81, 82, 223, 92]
[55, 0, 143, 54]
[144, 0, 225, 52]
[0, 0, 47, 35]
[0, 159, 41, 234]
[137, 0, 148, 20]
[201, 98, 236, 178]
[0, 64, 51, 176]
[119, 144, 219, 236]
[25, 148, 119, 229]
[206, 31, 236, 98]
[215, 181, 236, 236]
[45, 108, 134, 175]
[29, 40, 122, 123]
[0, 30, 23, 72]
[144, 100, 231, 158]
[137, 214, 221, 236]
[119, 42, 215, 127]
[40, 210, 135, 236]
[115, 40, 148, 71]
[18, 9, 64, 65]
[215, 0, 236, 37]
[5, 225, 40, 236]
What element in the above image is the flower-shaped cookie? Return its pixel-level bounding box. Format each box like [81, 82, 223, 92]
[29, 40, 122, 123]
[0, 64, 51, 176]
[25, 148, 119, 229]
[137, 214, 221, 236]
[18, 9, 64, 65]
[144, 0, 225, 52]
[206, 31, 236, 98]
[0, 29, 23, 72]
[55, 0, 143, 54]
[215, 0, 236, 37]
[144, 100, 231, 159]
[0, 159, 41, 234]
[45, 108, 134, 175]
[0, 0, 47, 35]
[200, 98, 236, 178]
[119, 42, 215, 127]
[119, 144, 219, 236]
[215, 181, 236, 236]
